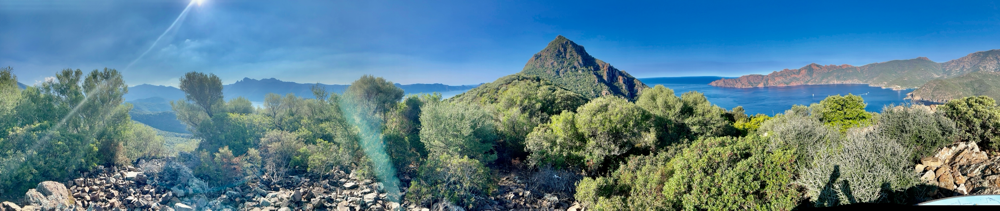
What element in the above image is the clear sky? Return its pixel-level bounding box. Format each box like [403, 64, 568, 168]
[3, 0, 999, 87]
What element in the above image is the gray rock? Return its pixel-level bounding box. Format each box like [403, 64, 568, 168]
[174, 203, 194, 211]
[1, 201, 22, 211]
[363, 193, 377, 205]
[278, 207, 292, 211]
[343, 182, 357, 189]
[292, 190, 303, 202]
[259, 199, 272, 207]
[25, 181, 71, 210]
[125, 171, 141, 180]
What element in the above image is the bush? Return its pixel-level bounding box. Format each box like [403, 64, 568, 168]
[734, 114, 770, 136]
[797, 127, 922, 207]
[877, 104, 957, 161]
[195, 146, 246, 186]
[817, 94, 873, 133]
[577, 135, 801, 210]
[939, 96, 1000, 150]
[526, 96, 657, 173]
[419, 101, 498, 163]
[661, 135, 800, 210]
[406, 154, 495, 209]
[758, 111, 840, 169]
[679, 91, 737, 138]
[524, 111, 585, 168]
[258, 130, 307, 175]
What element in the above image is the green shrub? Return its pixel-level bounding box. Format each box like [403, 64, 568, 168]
[406, 154, 495, 209]
[577, 135, 801, 210]
[734, 114, 770, 136]
[195, 146, 246, 186]
[679, 91, 737, 138]
[758, 110, 840, 169]
[524, 111, 585, 168]
[877, 105, 957, 161]
[797, 128, 922, 207]
[258, 130, 307, 174]
[939, 96, 1000, 150]
[817, 94, 873, 133]
[419, 101, 498, 163]
[661, 135, 800, 210]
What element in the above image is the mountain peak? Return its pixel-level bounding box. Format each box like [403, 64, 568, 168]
[520, 36, 647, 100]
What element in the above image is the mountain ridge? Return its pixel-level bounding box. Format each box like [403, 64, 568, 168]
[710, 49, 1000, 90]
[124, 78, 480, 102]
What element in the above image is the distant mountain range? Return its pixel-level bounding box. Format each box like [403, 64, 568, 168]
[520, 35, 647, 100]
[124, 78, 481, 102]
[710, 49, 1000, 90]
[17, 82, 26, 89]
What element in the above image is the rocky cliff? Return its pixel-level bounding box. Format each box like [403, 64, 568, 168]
[520, 35, 648, 100]
[711, 49, 1000, 90]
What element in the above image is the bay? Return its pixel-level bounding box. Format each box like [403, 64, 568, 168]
[639, 76, 914, 116]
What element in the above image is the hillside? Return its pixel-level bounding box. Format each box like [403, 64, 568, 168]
[520, 35, 648, 100]
[908, 71, 1000, 104]
[124, 78, 479, 103]
[17, 82, 25, 89]
[711, 49, 1000, 90]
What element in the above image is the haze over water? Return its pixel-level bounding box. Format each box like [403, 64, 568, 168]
[640, 77, 914, 116]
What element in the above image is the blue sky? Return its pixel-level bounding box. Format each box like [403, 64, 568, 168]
[3, 0, 999, 87]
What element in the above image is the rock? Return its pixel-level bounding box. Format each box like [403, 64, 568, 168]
[1, 201, 21, 211]
[278, 207, 292, 211]
[957, 183, 969, 195]
[921, 157, 942, 168]
[74, 178, 85, 187]
[915, 164, 926, 172]
[25, 181, 72, 210]
[955, 173, 968, 185]
[174, 203, 194, 211]
[125, 172, 141, 180]
[292, 190, 303, 202]
[363, 193, 377, 205]
[921, 171, 937, 183]
[343, 182, 357, 189]
[568, 202, 582, 211]
[543, 193, 558, 202]
[936, 165, 954, 189]
[260, 199, 272, 207]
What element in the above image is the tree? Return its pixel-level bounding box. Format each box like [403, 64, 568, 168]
[343, 75, 405, 121]
[878, 105, 957, 161]
[818, 94, 873, 133]
[939, 96, 1000, 150]
[419, 101, 498, 164]
[179, 72, 223, 117]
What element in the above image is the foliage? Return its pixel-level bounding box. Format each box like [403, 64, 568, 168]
[227, 96, 255, 115]
[679, 91, 738, 138]
[660, 135, 800, 210]
[797, 128, 922, 207]
[179, 72, 224, 117]
[758, 110, 840, 169]
[419, 101, 498, 163]
[574, 96, 656, 172]
[258, 130, 308, 175]
[734, 114, 770, 136]
[0, 68, 168, 199]
[939, 96, 1000, 150]
[877, 105, 957, 161]
[578, 135, 801, 210]
[195, 146, 247, 186]
[406, 154, 495, 209]
[342, 75, 405, 120]
[635, 85, 687, 145]
[524, 111, 585, 168]
[519, 36, 647, 100]
[450, 74, 587, 161]
[817, 94, 873, 133]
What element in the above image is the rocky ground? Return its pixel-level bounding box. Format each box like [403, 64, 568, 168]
[1, 154, 586, 211]
[917, 141, 1000, 196]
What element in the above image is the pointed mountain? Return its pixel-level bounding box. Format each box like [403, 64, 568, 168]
[520, 35, 648, 100]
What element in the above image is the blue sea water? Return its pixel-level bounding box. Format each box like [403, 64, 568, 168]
[639, 76, 915, 116]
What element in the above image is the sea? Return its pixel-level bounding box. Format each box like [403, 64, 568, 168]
[639, 76, 915, 116]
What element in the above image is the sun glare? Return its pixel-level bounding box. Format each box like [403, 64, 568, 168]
[195, 0, 204, 6]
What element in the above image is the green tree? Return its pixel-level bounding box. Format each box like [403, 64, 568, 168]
[179, 72, 224, 117]
[343, 75, 405, 121]
[575, 96, 656, 172]
[939, 96, 1000, 150]
[227, 96, 254, 115]
[419, 101, 498, 163]
[818, 94, 873, 133]
[407, 154, 495, 209]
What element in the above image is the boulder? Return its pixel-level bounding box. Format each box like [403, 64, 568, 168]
[921, 157, 942, 168]
[1, 201, 21, 211]
[292, 190, 303, 202]
[920, 171, 936, 183]
[343, 182, 357, 189]
[363, 193, 377, 205]
[25, 181, 72, 210]
[125, 172, 141, 180]
[174, 203, 194, 211]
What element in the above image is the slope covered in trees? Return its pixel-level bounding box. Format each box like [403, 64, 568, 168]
[909, 71, 1000, 104]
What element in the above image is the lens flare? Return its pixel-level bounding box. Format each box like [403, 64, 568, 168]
[195, 0, 204, 6]
[123, 0, 196, 72]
